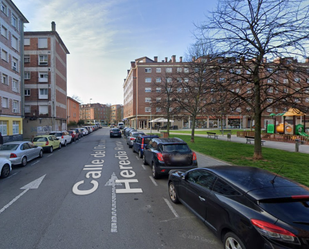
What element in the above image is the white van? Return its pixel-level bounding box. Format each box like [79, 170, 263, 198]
[118, 122, 124, 129]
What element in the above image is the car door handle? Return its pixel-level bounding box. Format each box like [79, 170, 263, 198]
[199, 196, 206, 201]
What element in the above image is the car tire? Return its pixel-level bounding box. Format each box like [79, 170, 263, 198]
[223, 232, 246, 249]
[169, 182, 180, 204]
[58, 143, 61, 149]
[39, 150, 43, 158]
[21, 157, 27, 167]
[1, 164, 10, 178]
[49, 146, 53, 153]
[143, 155, 148, 165]
[64, 141, 67, 147]
[152, 162, 159, 179]
[138, 150, 142, 158]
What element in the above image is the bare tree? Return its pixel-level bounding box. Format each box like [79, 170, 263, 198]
[196, 0, 309, 159]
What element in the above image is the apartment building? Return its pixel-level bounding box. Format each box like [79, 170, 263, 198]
[23, 22, 70, 139]
[80, 103, 110, 125]
[110, 104, 123, 124]
[67, 96, 80, 124]
[123, 55, 309, 130]
[0, 0, 28, 141]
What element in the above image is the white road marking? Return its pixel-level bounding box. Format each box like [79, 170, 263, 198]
[163, 197, 179, 218]
[149, 176, 158, 186]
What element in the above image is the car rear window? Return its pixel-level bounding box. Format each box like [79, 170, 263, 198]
[33, 137, 47, 142]
[260, 199, 309, 224]
[0, 144, 18, 150]
[162, 144, 190, 153]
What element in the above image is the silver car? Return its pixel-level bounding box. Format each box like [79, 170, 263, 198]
[126, 131, 145, 148]
[0, 158, 11, 178]
[0, 141, 43, 167]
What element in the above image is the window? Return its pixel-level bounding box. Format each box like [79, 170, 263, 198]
[0, 121, 7, 136]
[156, 88, 161, 93]
[156, 77, 161, 83]
[2, 97, 8, 108]
[39, 105, 48, 115]
[12, 57, 18, 71]
[12, 100, 19, 113]
[156, 97, 161, 103]
[236, 69, 241, 74]
[177, 78, 182, 83]
[12, 79, 19, 92]
[1, 25, 7, 38]
[283, 79, 288, 84]
[24, 105, 31, 113]
[177, 68, 182, 73]
[145, 77, 152, 83]
[166, 68, 172, 73]
[145, 97, 151, 103]
[184, 78, 189, 83]
[294, 78, 301, 83]
[25, 71, 30, 80]
[145, 68, 152, 73]
[156, 68, 161, 73]
[38, 38, 48, 48]
[177, 88, 182, 93]
[213, 179, 240, 196]
[267, 108, 273, 112]
[184, 68, 189, 73]
[24, 55, 30, 63]
[145, 88, 151, 93]
[39, 89, 48, 99]
[156, 107, 161, 112]
[25, 89, 30, 96]
[1, 49, 8, 61]
[24, 38, 30, 45]
[1, 3, 7, 15]
[267, 79, 273, 84]
[145, 107, 151, 112]
[11, 14, 18, 28]
[39, 72, 48, 82]
[166, 77, 172, 83]
[12, 35, 18, 50]
[12, 121, 19, 135]
[2, 74, 8, 85]
[39, 55, 48, 65]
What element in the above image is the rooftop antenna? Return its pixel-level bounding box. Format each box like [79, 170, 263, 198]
[270, 164, 284, 185]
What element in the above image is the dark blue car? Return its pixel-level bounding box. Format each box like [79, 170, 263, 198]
[132, 134, 159, 158]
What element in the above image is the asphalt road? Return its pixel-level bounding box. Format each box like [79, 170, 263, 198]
[0, 128, 223, 249]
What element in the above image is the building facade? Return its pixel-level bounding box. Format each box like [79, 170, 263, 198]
[80, 103, 110, 125]
[23, 22, 69, 139]
[67, 96, 80, 124]
[0, 0, 28, 142]
[110, 104, 123, 124]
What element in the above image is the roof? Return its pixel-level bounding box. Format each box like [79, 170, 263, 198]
[283, 108, 305, 116]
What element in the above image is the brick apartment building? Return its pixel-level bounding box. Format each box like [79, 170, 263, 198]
[0, 0, 28, 142]
[123, 55, 309, 130]
[110, 104, 123, 124]
[80, 103, 110, 125]
[23, 22, 70, 139]
[67, 96, 80, 124]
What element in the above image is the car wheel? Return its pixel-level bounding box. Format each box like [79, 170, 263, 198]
[58, 143, 61, 149]
[49, 146, 53, 153]
[21, 157, 27, 167]
[224, 232, 246, 249]
[64, 141, 67, 147]
[39, 150, 43, 158]
[152, 162, 159, 179]
[169, 182, 180, 204]
[1, 164, 10, 178]
[138, 150, 142, 158]
[143, 154, 148, 165]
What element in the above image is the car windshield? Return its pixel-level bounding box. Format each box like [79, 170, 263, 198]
[162, 144, 190, 153]
[33, 137, 47, 142]
[0, 144, 19, 150]
[50, 133, 62, 136]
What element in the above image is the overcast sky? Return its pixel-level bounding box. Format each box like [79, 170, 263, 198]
[14, 0, 217, 105]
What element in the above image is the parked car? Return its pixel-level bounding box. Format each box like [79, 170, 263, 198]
[32, 135, 61, 153]
[124, 128, 136, 138]
[80, 127, 88, 136]
[70, 128, 82, 139]
[0, 141, 43, 166]
[126, 131, 145, 148]
[110, 128, 122, 138]
[168, 165, 309, 249]
[68, 130, 78, 142]
[132, 134, 159, 158]
[143, 137, 197, 179]
[0, 158, 11, 178]
[49, 131, 72, 146]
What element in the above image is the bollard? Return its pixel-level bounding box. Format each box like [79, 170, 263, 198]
[227, 133, 231, 141]
[295, 139, 300, 152]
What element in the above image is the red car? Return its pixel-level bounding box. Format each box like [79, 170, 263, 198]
[68, 130, 78, 142]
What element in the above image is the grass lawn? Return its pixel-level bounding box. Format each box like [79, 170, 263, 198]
[167, 129, 247, 135]
[166, 134, 309, 187]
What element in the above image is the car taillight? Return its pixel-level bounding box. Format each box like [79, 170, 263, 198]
[192, 152, 197, 161]
[46, 141, 49, 146]
[251, 219, 298, 243]
[10, 153, 17, 158]
[157, 153, 164, 163]
[62, 135, 64, 138]
[141, 140, 144, 149]
[130, 137, 135, 140]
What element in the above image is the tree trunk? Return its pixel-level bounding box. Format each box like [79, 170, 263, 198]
[190, 116, 196, 143]
[254, 81, 263, 160]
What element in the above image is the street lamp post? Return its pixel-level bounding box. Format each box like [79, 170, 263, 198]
[150, 101, 152, 134]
